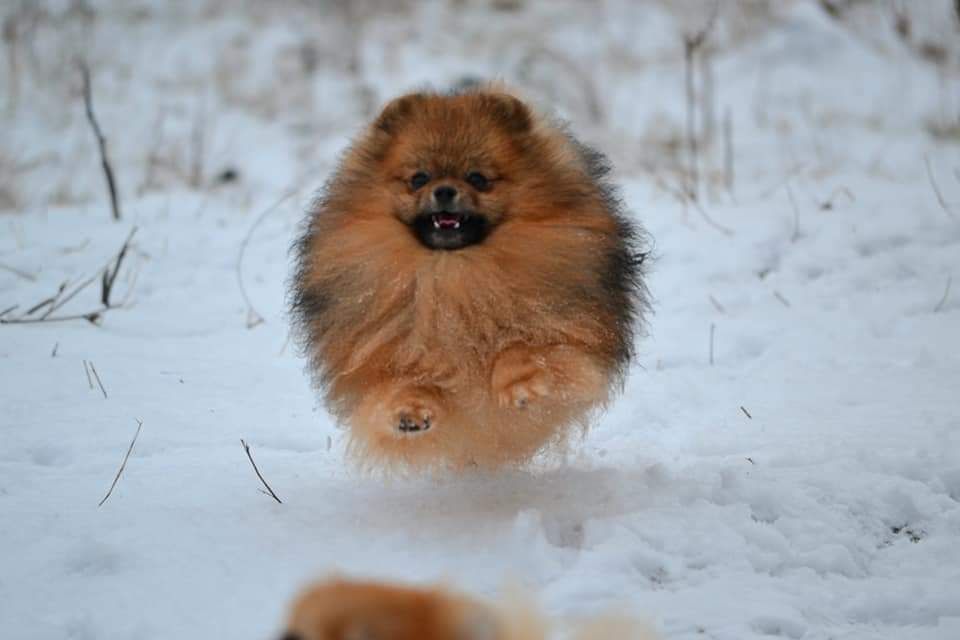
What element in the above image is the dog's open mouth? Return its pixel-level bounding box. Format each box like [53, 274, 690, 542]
[432, 212, 463, 230]
[413, 210, 488, 250]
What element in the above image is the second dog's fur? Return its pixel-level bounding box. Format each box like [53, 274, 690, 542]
[280, 578, 655, 640]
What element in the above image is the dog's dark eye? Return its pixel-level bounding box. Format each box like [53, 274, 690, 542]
[466, 172, 489, 191]
[410, 172, 430, 190]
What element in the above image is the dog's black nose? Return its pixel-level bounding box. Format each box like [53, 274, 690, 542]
[433, 185, 458, 207]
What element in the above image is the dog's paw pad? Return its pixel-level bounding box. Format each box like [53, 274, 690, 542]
[396, 412, 432, 435]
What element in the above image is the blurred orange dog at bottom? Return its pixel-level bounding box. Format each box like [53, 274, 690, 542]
[279, 577, 656, 640]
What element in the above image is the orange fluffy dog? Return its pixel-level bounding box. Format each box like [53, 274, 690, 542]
[278, 578, 655, 640]
[291, 88, 647, 471]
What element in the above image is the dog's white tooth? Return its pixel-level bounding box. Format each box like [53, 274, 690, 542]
[433, 219, 440, 229]
[453, 221, 461, 229]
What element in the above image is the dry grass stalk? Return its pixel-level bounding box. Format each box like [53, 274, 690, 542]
[924, 155, 957, 220]
[240, 439, 283, 504]
[1, 228, 137, 326]
[99, 419, 144, 507]
[79, 61, 122, 221]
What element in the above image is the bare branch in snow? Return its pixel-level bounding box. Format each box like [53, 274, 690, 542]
[819, 186, 855, 211]
[26, 281, 69, 316]
[79, 61, 122, 221]
[237, 190, 298, 329]
[240, 439, 283, 504]
[723, 107, 735, 196]
[924, 155, 957, 220]
[682, 0, 719, 201]
[691, 197, 734, 236]
[83, 359, 93, 389]
[0, 261, 36, 281]
[1, 228, 137, 326]
[89, 360, 108, 399]
[709, 294, 726, 314]
[99, 419, 144, 507]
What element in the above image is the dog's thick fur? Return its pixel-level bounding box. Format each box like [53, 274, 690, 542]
[280, 578, 656, 640]
[291, 88, 647, 471]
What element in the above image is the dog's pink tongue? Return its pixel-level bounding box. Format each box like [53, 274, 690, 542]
[436, 213, 459, 229]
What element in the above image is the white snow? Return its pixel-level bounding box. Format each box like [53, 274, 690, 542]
[2, 1, 959, 639]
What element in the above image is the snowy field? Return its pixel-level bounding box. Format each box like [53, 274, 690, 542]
[2, 1, 960, 638]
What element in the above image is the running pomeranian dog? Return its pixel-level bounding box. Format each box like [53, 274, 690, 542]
[278, 578, 655, 640]
[291, 87, 647, 471]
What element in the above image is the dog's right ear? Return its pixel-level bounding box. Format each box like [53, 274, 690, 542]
[374, 93, 427, 135]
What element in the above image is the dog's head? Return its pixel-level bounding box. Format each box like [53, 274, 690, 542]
[355, 90, 589, 252]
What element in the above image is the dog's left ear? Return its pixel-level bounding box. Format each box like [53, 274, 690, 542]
[374, 93, 427, 135]
[481, 93, 533, 134]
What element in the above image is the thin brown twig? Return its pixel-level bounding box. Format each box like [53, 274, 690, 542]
[924, 155, 957, 220]
[1, 229, 137, 326]
[723, 107, 735, 195]
[757, 165, 805, 200]
[0, 261, 35, 281]
[819, 186, 855, 210]
[39, 273, 98, 320]
[682, 0, 720, 201]
[740, 405, 753, 419]
[26, 281, 68, 316]
[683, 42, 699, 201]
[5, 311, 104, 325]
[933, 275, 952, 313]
[0, 304, 17, 318]
[89, 360, 107, 399]
[240, 439, 283, 504]
[98, 418, 144, 507]
[237, 190, 298, 329]
[654, 171, 734, 234]
[100, 227, 137, 307]
[774, 290, 791, 307]
[51, 342, 58, 358]
[691, 197, 735, 236]
[709, 294, 726, 314]
[79, 61, 121, 221]
[83, 359, 93, 389]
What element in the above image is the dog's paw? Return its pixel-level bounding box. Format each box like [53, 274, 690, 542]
[397, 410, 432, 434]
[491, 348, 553, 409]
[392, 391, 440, 436]
[497, 372, 552, 409]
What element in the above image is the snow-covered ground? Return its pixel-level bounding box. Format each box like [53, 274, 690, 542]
[2, 1, 960, 638]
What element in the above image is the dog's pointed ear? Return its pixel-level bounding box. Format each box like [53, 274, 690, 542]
[374, 93, 427, 135]
[481, 93, 533, 134]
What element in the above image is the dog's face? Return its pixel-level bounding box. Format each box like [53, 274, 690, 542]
[369, 92, 537, 251]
